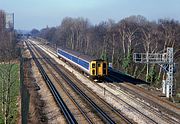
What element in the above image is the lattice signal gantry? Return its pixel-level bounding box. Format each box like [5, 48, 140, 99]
[133, 53, 167, 64]
[133, 47, 174, 98]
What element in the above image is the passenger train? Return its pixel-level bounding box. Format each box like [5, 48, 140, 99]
[57, 48, 108, 79]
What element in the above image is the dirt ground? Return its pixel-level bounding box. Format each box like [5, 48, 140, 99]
[17, 96, 21, 124]
[20, 42, 66, 124]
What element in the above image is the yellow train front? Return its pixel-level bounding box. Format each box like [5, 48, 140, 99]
[57, 48, 108, 80]
[90, 60, 108, 79]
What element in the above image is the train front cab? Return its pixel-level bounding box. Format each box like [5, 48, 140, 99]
[90, 60, 108, 79]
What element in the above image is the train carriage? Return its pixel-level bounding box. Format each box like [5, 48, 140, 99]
[57, 48, 108, 79]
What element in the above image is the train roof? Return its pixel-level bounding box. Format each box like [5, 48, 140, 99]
[57, 47, 99, 62]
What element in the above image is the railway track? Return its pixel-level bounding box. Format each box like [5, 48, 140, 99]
[25, 41, 78, 124]
[28, 41, 97, 123]
[108, 69, 180, 115]
[27, 40, 133, 124]
[29, 38, 180, 124]
[125, 83, 180, 114]
[106, 74, 180, 124]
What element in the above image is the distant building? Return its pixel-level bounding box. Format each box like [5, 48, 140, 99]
[16, 30, 31, 39]
[0, 10, 15, 59]
[0, 10, 6, 32]
[0, 10, 14, 32]
[5, 12, 14, 31]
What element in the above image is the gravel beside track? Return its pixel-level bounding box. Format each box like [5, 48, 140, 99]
[30, 38, 180, 124]
[28, 39, 133, 124]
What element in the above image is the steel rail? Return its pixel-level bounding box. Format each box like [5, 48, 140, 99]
[30, 41, 117, 124]
[107, 74, 180, 124]
[25, 41, 78, 124]
[30, 41, 93, 124]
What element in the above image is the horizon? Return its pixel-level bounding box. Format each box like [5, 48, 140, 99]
[1, 0, 180, 30]
[15, 15, 180, 32]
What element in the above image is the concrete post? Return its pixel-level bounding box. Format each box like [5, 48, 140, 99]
[162, 80, 166, 94]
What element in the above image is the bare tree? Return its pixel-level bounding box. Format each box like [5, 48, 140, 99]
[37, 16, 180, 92]
[0, 10, 18, 124]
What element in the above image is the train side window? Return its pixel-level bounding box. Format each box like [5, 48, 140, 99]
[92, 70, 95, 75]
[98, 63, 101, 67]
[92, 63, 95, 68]
[103, 63, 106, 68]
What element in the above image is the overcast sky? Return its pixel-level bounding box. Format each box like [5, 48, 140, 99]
[0, 0, 180, 30]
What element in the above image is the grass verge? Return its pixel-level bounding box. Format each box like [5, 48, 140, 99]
[0, 64, 20, 124]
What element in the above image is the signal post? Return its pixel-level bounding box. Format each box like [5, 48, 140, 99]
[133, 47, 174, 98]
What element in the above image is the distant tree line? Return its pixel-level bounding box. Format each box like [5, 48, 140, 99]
[36, 15, 180, 95]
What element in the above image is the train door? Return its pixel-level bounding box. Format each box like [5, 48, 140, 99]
[103, 62, 107, 75]
[91, 61, 96, 76]
[97, 61, 103, 76]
